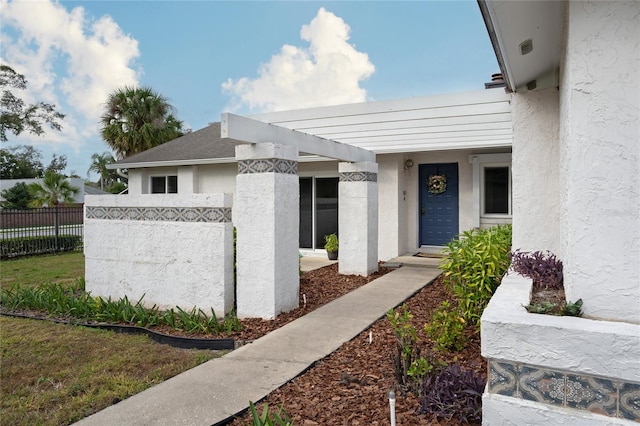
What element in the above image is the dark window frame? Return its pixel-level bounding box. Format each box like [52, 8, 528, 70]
[150, 175, 178, 194]
[481, 165, 511, 216]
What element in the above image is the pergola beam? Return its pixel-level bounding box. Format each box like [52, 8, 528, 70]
[221, 113, 375, 163]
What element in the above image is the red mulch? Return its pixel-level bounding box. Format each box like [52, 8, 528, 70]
[227, 265, 485, 426]
[230, 263, 394, 342]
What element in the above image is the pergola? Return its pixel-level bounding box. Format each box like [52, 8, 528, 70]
[222, 113, 378, 318]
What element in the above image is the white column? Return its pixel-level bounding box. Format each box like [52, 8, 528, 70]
[235, 143, 299, 319]
[559, 1, 639, 321]
[338, 161, 378, 276]
[510, 89, 561, 254]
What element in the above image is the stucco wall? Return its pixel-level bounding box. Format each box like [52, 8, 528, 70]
[511, 89, 561, 254]
[482, 273, 640, 424]
[121, 148, 505, 261]
[559, 0, 639, 321]
[338, 161, 379, 275]
[235, 144, 300, 318]
[481, 3, 640, 423]
[84, 194, 234, 315]
[198, 163, 238, 194]
[377, 154, 404, 260]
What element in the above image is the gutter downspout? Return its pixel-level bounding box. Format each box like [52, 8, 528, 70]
[116, 168, 128, 180]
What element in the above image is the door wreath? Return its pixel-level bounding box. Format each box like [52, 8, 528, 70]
[427, 174, 447, 194]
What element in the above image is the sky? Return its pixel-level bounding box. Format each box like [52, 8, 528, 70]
[0, 0, 499, 181]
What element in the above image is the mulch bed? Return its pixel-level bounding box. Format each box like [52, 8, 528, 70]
[231, 263, 394, 342]
[227, 267, 485, 426]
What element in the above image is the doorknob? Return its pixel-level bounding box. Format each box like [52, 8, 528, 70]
[421, 206, 425, 216]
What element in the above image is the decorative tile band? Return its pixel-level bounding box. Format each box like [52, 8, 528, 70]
[488, 359, 640, 421]
[339, 171, 377, 182]
[238, 159, 297, 175]
[86, 206, 232, 223]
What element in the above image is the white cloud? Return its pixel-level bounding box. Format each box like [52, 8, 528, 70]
[0, 0, 141, 150]
[223, 7, 375, 113]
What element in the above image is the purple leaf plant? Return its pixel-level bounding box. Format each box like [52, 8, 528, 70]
[510, 250, 564, 290]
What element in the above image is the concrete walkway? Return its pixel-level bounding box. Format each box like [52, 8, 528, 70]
[75, 263, 440, 426]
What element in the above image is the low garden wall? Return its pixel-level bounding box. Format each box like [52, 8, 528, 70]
[84, 194, 234, 315]
[481, 273, 640, 424]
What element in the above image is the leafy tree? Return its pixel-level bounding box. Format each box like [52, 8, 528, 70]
[88, 151, 116, 190]
[108, 181, 127, 194]
[0, 64, 65, 142]
[100, 86, 183, 158]
[0, 144, 44, 178]
[46, 153, 67, 174]
[0, 182, 34, 209]
[27, 170, 79, 207]
[1, 145, 70, 178]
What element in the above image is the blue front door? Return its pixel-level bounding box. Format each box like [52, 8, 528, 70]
[419, 163, 459, 246]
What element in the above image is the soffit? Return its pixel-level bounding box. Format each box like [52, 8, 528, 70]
[480, 0, 564, 93]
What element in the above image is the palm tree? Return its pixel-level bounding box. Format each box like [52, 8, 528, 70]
[88, 151, 115, 190]
[100, 86, 184, 158]
[28, 170, 79, 207]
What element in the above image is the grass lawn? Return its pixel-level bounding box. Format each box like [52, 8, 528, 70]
[0, 252, 84, 289]
[0, 252, 225, 426]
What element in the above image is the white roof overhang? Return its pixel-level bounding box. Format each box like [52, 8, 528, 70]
[479, 0, 564, 93]
[250, 89, 511, 155]
[106, 157, 237, 170]
[221, 113, 376, 163]
[109, 89, 512, 170]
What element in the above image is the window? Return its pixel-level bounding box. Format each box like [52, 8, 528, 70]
[469, 153, 512, 227]
[299, 176, 339, 249]
[151, 176, 178, 194]
[482, 166, 510, 215]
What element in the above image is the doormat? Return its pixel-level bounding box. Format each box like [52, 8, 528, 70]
[413, 252, 444, 258]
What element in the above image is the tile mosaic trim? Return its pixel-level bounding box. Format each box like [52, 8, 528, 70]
[86, 206, 232, 223]
[238, 159, 297, 175]
[487, 359, 640, 421]
[339, 171, 378, 182]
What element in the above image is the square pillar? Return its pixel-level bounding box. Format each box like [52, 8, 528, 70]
[235, 143, 299, 319]
[338, 161, 378, 276]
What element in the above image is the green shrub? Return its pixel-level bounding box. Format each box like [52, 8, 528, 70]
[424, 301, 468, 352]
[525, 298, 584, 317]
[387, 304, 421, 392]
[0, 281, 242, 336]
[1, 235, 82, 259]
[323, 233, 338, 252]
[387, 304, 445, 395]
[440, 224, 512, 325]
[249, 401, 293, 426]
[561, 299, 583, 317]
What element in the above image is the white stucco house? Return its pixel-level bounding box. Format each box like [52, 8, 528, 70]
[85, 0, 638, 423]
[478, 1, 639, 424]
[110, 88, 513, 258]
[85, 87, 512, 319]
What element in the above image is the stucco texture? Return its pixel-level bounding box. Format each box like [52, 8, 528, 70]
[559, 0, 639, 321]
[84, 194, 234, 314]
